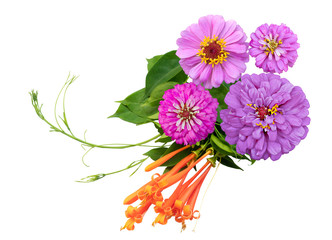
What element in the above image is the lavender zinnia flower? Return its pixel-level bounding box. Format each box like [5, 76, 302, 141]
[176, 15, 249, 89]
[249, 23, 300, 73]
[220, 73, 310, 160]
[158, 83, 218, 145]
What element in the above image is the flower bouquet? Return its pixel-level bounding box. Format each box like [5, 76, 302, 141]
[30, 15, 310, 231]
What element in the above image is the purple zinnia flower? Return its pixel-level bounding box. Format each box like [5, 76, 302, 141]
[176, 15, 249, 89]
[220, 73, 310, 160]
[249, 23, 300, 73]
[158, 83, 218, 145]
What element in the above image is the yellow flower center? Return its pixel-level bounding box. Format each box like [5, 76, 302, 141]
[263, 39, 282, 55]
[247, 103, 280, 130]
[197, 36, 229, 67]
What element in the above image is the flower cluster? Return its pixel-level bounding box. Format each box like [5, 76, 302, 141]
[120, 15, 309, 231]
[29, 13, 310, 233]
[121, 146, 213, 231]
[118, 15, 309, 230]
[171, 15, 308, 161]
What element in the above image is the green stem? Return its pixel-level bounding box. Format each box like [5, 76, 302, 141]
[54, 74, 70, 132]
[104, 158, 147, 176]
[44, 115, 161, 149]
[30, 81, 163, 151]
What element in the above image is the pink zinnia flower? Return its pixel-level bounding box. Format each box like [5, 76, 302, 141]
[158, 83, 218, 145]
[220, 73, 310, 161]
[249, 23, 300, 73]
[176, 15, 249, 89]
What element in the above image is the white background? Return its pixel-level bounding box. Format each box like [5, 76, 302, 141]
[1, 0, 331, 239]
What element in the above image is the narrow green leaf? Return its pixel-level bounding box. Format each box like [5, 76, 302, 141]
[218, 156, 243, 171]
[210, 134, 233, 155]
[211, 134, 250, 161]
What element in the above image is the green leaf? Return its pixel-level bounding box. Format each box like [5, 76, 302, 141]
[210, 134, 234, 155]
[110, 88, 159, 122]
[110, 51, 188, 124]
[120, 88, 145, 105]
[116, 81, 180, 122]
[208, 83, 229, 110]
[145, 50, 187, 98]
[155, 134, 172, 143]
[147, 112, 159, 120]
[152, 122, 172, 143]
[124, 91, 159, 119]
[108, 103, 151, 125]
[147, 54, 163, 71]
[144, 147, 167, 160]
[218, 156, 243, 171]
[163, 166, 172, 174]
[149, 81, 178, 101]
[211, 134, 252, 162]
[229, 145, 250, 160]
[169, 70, 188, 84]
[153, 122, 164, 135]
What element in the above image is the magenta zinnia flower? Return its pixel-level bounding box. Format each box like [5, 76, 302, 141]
[249, 23, 300, 73]
[158, 83, 218, 145]
[220, 73, 310, 160]
[176, 15, 249, 89]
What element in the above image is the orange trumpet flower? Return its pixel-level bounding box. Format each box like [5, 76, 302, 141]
[145, 145, 191, 172]
[121, 147, 214, 231]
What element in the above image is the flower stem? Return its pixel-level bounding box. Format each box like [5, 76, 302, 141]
[30, 89, 162, 150]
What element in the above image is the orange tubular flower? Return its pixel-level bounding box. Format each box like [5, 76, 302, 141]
[121, 148, 213, 231]
[145, 145, 191, 172]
